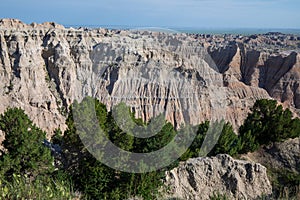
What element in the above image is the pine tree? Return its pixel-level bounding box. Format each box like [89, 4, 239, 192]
[211, 123, 240, 156]
[0, 108, 54, 179]
[239, 99, 300, 153]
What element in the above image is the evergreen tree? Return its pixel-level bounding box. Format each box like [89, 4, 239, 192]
[0, 108, 54, 179]
[238, 130, 259, 154]
[60, 98, 171, 199]
[239, 99, 300, 152]
[180, 121, 209, 160]
[210, 123, 240, 156]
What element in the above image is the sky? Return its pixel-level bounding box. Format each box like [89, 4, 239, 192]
[0, 0, 300, 29]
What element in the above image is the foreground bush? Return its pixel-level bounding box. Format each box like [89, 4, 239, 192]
[268, 168, 300, 199]
[0, 173, 75, 200]
[0, 108, 75, 199]
[0, 108, 54, 179]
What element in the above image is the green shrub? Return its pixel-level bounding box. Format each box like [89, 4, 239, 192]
[0, 108, 54, 180]
[210, 192, 228, 200]
[268, 168, 300, 199]
[0, 173, 75, 200]
[239, 99, 300, 153]
[210, 122, 240, 156]
[181, 121, 241, 159]
[0, 108, 75, 199]
[238, 130, 259, 154]
[180, 121, 209, 161]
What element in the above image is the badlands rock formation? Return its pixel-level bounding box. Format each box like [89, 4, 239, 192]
[164, 154, 272, 199]
[0, 19, 299, 135]
[202, 33, 300, 110]
[244, 137, 300, 173]
[1, 18, 300, 199]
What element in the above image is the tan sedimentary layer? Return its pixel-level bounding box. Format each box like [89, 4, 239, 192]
[2, 19, 300, 135]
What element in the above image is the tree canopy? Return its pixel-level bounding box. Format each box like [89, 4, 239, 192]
[0, 108, 54, 179]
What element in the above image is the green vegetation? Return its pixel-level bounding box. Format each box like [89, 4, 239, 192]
[58, 97, 168, 199]
[0, 108, 75, 199]
[209, 192, 229, 200]
[268, 168, 300, 199]
[5, 80, 14, 94]
[0, 173, 74, 200]
[0, 98, 299, 199]
[210, 122, 241, 156]
[239, 99, 300, 153]
[0, 108, 54, 179]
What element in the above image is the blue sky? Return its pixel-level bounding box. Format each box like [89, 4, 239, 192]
[1, 0, 299, 29]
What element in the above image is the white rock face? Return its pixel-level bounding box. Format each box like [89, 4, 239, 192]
[165, 154, 272, 200]
[0, 19, 272, 135]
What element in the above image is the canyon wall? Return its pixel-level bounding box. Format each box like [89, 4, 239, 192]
[1, 19, 300, 135]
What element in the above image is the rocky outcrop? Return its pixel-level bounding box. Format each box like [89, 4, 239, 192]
[164, 154, 272, 200]
[0, 18, 65, 29]
[244, 137, 300, 173]
[205, 34, 300, 111]
[0, 19, 275, 134]
[1, 19, 300, 135]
